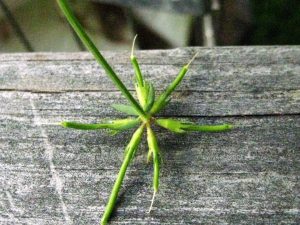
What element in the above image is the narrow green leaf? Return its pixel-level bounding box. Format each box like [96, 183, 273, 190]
[112, 104, 139, 116]
[146, 126, 160, 212]
[135, 81, 156, 112]
[183, 124, 233, 132]
[130, 34, 156, 113]
[60, 121, 109, 130]
[131, 35, 145, 87]
[145, 83, 155, 112]
[60, 118, 140, 131]
[147, 148, 153, 163]
[135, 82, 148, 109]
[129, 35, 156, 113]
[146, 126, 160, 192]
[150, 52, 199, 114]
[107, 130, 120, 136]
[108, 118, 140, 130]
[155, 96, 171, 113]
[155, 118, 186, 133]
[101, 125, 145, 225]
[56, 0, 147, 120]
[155, 118, 233, 133]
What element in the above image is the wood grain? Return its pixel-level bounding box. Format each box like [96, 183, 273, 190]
[0, 47, 299, 224]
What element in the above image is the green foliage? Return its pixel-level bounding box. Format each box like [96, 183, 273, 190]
[111, 104, 139, 116]
[61, 118, 139, 131]
[156, 118, 233, 133]
[57, 1, 233, 224]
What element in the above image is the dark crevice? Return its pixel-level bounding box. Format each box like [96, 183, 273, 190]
[1, 112, 299, 119]
[0, 88, 299, 94]
[0, 59, 299, 67]
[158, 113, 300, 119]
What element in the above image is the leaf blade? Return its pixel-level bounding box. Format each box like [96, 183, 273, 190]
[183, 124, 233, 132]
[150, 52, 199, 114]
[130, 35, 145, 87]
[60, 121, 109, 130]
[60, 118, 140, 131]
[145, 83, 155, 112]
[155, 118, 233, 133]
[101, 124, 145, 225]
[112, 104, 139, 116]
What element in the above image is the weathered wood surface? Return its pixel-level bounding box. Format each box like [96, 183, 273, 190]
[0, 47, 299, 225]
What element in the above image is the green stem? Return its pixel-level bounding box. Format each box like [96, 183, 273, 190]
[101, 125, 145, 225]
[56, 0, 147, 120]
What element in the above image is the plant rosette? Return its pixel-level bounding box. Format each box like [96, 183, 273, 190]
[57, 1, 233, 224]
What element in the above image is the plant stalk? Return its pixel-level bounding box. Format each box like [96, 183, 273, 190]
[56, 0, 147, 120]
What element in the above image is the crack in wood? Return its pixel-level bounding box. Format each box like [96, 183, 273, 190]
[29, 97, 72, 224]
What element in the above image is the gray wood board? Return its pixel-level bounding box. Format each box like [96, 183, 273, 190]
[0, 47, 299, 224]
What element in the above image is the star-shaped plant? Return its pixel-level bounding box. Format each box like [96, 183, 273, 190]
[57, 1, 233, 224]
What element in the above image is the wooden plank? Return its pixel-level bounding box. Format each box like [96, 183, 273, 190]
[0, 47, 299, 116]
[1, 114, 299, 224]
[0, 90, 299, 118]
[0, 47, 299, 224]
[0, 47, 299, 93]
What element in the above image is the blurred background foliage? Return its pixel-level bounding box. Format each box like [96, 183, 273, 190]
[0, 0, 299, 52]
[250, 0, 300, 45]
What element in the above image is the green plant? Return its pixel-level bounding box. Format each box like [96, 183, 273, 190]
[57, 1, 233, 224]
